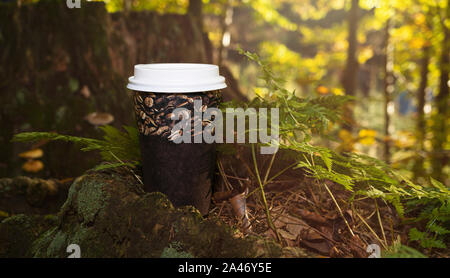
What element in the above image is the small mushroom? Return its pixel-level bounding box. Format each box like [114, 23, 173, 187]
[84, 112, 114, 126]
[22, 160, 44, 173]
[19, 148, 43, 159]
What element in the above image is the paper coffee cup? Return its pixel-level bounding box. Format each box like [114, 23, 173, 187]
[128, 63, 226, 215]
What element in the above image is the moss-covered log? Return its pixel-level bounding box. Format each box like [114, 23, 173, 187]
[0, 168, 313, 258]
[0, 214, 58, 258]
[0, 176, 71, 218]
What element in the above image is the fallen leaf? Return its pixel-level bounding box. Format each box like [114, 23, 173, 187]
[230, 192, 251, 230]
[286, 222, 307, 237]
[302, 228, 324, 241]
[300, 240, 331, 255]
[274, 213, 304, 229]
[295, 208, 328, 226]
[279, 229, 297, 241]
[213, 190, 235, 202]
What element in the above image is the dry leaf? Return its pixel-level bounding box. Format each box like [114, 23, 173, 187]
[230, 192, 251, 230]
[300, 240, 331, 255]
[286, 223, 306, 236]
[303, 228, 324, 241]
[213, 190, 235, 202]
[295, 208, 328, 225]
[278, 229, 297, 241]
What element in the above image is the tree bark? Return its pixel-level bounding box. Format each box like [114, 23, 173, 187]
[413, 45, 430, 180]
[342, 0, 359, 131]
[383, 18, 394, 164]
[431, 0, 450, 181]
[123, 0, 132, 13]
[188, 0, 203, 30]
[218, 0, 234, 66]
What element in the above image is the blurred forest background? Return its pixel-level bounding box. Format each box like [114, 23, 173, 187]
[0, 0, 449, 187]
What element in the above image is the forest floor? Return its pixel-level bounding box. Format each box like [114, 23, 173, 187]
[1, 161, 447, 258]
[209, 146, 448, 258]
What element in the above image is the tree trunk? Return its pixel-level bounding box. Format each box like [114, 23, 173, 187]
[0, 1, 234, 178]
[188, 0, 203, 30]
[123, 0, 132, 13]
[431, 0, 450, 181]
[342, 0, 359, 131]
[413, 45, 430, 180]
[383, 18, 394, 164]
[218, 0, 234, 66]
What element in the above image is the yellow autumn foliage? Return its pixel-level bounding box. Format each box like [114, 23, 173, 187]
[358, 129, 377, 146]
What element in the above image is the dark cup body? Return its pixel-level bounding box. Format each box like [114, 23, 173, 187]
[133, 90, 221, 215]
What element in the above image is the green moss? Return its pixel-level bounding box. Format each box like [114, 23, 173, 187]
[3, 170, 312, 258]
[46, 230, 68, 257]
[0, 214, 57, 258]
[76, 177, 108, 224]
[160, 247, 192, 258]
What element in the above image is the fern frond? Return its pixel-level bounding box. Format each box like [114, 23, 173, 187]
[12, 126, 141, 169]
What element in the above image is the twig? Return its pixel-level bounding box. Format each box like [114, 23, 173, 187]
[109, 151, 143, 185]
[221, 174, 250, 182]
[375, 199, 388, 247]
[247, 161, 297, 198]
[390, 217, 395, 243]
[217, 160, 233, 191]
[355, 211, 388, 249]
[217, 201, 226, 218]
[263, 151, 277, 184]
[251, 144, 282, 243]
[322, 182, 355, 237]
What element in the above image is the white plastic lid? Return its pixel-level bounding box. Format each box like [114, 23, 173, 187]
[127, 63, 227, 93]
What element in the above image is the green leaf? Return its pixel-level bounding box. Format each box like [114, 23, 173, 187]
[383, 244, 427, 258]
[409, 228, 425, 241]
[319, 150, 332, 172]
[430, 177, 448, 193]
